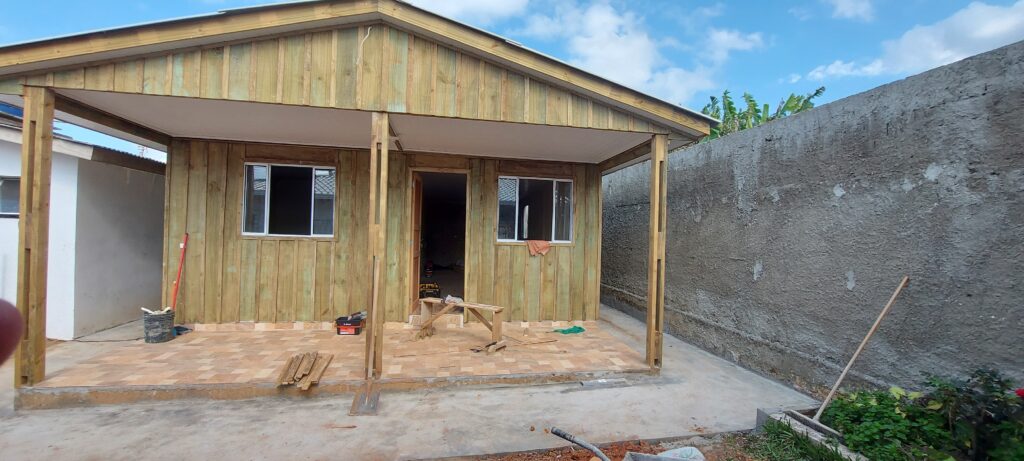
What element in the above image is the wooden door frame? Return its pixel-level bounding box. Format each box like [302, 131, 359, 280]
[408, 167, 471, 314]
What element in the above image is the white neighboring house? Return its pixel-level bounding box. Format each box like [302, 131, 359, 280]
[0, 112, 165, 340]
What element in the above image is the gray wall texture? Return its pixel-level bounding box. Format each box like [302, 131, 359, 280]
[601, 40, 1024, 393]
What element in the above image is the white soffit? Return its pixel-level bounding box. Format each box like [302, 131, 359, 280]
[51, 90, 654, 163]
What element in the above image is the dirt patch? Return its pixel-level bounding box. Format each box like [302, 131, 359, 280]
[479, 435, 760, 461]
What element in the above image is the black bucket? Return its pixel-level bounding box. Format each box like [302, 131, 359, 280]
[143, 311, 175, 343]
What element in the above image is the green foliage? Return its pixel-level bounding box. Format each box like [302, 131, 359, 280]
[822, 369, 1024, 461]
[699, 86, 825, 140]
[924, 369, 1024, 460]
[746, 420, 847, 461]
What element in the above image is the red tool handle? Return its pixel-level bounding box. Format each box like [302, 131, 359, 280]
[169, 233, 189, 310]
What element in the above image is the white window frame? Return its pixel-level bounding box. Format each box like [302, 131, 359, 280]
[496, 175, 573, 243]
[242, 162, 336, 238]
[0, 176, 19, 218]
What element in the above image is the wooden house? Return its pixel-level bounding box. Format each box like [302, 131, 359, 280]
[0, 0, 713, 386]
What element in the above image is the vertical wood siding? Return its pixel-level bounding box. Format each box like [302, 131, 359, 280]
[165, 141, 602, 324]
[2, 24, 667, 134]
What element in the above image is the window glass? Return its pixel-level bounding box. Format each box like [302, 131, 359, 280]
[554, 181, 572, 241]
[312, 168, 335, 235]
[519, 179, 553, 240]
[243, 165, 267, 233]
[243, 164, 335, 237]
[0, 177, 19, 215]
[496, 177, 572, 242]
[497, 177, 517, 240]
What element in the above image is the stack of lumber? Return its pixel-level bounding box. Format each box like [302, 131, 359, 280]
[277, 352, 333, 391]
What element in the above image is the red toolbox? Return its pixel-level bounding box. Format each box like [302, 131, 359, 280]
[336, 313, 366, 335]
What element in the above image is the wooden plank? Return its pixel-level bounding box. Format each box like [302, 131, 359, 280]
[571, 94, 590, 127]
[254, 39, 280, 103]
[164, 141, 190, 312]
[84, 64, 115, 91]
[541, 246, 556, 320]
[200, 47, 225, 99]
[315, 240, 334, 321]
[408, 36, 434, 114]
[434, 45, 457, 117]
[383, 151, 407, 322]
[359, 26, 385, 111]
[503, 72, 526, 122]
[276, 354, 299, 385]
[142, 56, 167, 95]
[569, 164, 587, 321]
[203, 142, 228, 324]
[525, 249, 541, 322]
[584, 165, 601, 320]
[227, 43, 253, 101]
[480, 62, 502, 120]
[14, 86, 54, 388]
[478, 159, 497, 312]
[546, 86, 569, 126]
[333, 152, 355, 319]
[464, 159, 481, 308]
[365, 112, 389, 379]
[496, 160, 573, 179]
[296, 240, 317, 321]
[510, 247, 526, 321]
[308, 353, 334, 384]
[183, 141, 208, 323]
[281, 35, 307, 105]
[647, 134, 668, 370]
[257, 240, 279, 322]
[277, 240, 298, 321]
[456, 53, 480, 119]
[113, 59, 142, 93]
[556, 246, 571, 321]
[53, 69, 85, 89]
[221, 143, 244, 323]
[386, 27, 409, 112]
[308, 30, 334, 107]
[611, 109, 631, 131]
[591, 103, 610, 130]
[334, 27, 360, 109]
[495, 245, 511, 310]
[527, 80, 547, 124]
[239, 239, 259, 321]
[171, 51, 200, 97]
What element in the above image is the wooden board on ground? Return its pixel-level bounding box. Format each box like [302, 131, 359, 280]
[278, 351, 334, 390]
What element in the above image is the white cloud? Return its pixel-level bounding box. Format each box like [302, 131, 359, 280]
[823, 0, 874, 21]
[809, 1, 1024, 80]
[407, 0, 530, 24]
[515, 1, 760, 105]
[706, 28, 764, 65]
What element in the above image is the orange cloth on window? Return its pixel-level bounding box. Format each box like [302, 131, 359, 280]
[526, 240, 552, 256]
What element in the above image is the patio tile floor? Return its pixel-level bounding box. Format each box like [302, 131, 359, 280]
[36, 321, 645, 388]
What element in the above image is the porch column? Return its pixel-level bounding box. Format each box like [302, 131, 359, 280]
[364, 112, 389, 380]
[15, 86, 55, 387]
[646, 134, 668, 371]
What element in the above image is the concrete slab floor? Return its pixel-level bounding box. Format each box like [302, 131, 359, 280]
[0, 308, 816, 460]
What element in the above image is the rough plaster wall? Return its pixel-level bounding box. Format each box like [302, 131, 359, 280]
[73, 160, 164, 337]
[602, 41, 1024, 392]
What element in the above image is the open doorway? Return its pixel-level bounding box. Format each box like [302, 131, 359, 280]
[412, 172, 467, 302]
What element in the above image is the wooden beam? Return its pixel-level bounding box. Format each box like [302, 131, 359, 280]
[53, 94, 172, 147]
[363, 111, 389, 380]
[598, 139, 652, 173]
[645, 134, 668, 372]
[15, 86, 55, 388]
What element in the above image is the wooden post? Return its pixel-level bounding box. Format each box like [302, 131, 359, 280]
[14, 86, 55, 388]
[646, 134, 668, 371]
[363, 112, 389, 380]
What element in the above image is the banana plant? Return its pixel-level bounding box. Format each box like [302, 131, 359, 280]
[700, 86, 825, 141]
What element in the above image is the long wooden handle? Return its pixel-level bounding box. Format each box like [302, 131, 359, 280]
[814, 275, 910, 421]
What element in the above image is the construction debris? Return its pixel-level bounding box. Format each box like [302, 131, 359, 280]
[277, 352, 334, 390]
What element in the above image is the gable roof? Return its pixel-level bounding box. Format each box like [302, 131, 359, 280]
[0, 0, 714, 139]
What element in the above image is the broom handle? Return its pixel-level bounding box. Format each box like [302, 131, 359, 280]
[813, 275, 910, 421]
[169, 233, 189, 310]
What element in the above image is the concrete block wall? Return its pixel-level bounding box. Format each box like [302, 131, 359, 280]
[601, 40, 1024, 392]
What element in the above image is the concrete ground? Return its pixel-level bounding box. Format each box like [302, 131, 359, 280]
[0, 307, 816, 460]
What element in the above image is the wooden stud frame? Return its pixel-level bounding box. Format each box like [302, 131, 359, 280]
[14, 86, 55, 387]
[646, 134, 668, 371]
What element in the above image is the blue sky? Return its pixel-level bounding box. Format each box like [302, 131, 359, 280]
[2, 0, 1024, 154]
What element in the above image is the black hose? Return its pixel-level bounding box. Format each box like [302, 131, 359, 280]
[550, 427, 610, 461]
